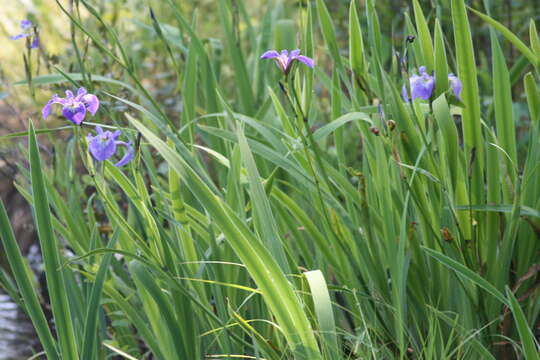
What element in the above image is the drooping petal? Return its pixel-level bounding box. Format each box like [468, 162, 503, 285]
[81, 93, 100, 115]
[260, 50, 280, 59]
[448, 73, 462, 99]
[62, 102, 87, 125]
[295, 55, 314, 68]
[401, 85, 410, 102]
[30, 36, 39, 49]
[20, 20, 32, 30]
[41, 95, 63, 119]
[10, 33, 29, 40]
[114, 141, 134, 167]
[42, 100, 53, 119]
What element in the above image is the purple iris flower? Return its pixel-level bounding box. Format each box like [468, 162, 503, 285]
[10, 20, 38, 48]
[10, 20, 32, 40]
[87, 126, 134, 167]
[42, 87, 100, 125]
[260, 49, 314, 75]
[448, 73, 462, 99]
[402, 66, 435, 102]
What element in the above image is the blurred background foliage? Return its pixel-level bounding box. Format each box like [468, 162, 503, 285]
[1, 0, 537, 112]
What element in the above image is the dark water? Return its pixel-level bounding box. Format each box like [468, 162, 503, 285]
[0, 292, 39, 359]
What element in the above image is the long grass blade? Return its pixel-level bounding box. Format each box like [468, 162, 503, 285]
[28, 122, 79, 359]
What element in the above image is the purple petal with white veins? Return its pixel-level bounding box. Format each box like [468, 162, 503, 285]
[10, 33, 29, 40]
[296, 55, 314, 68]
[65, 90, 74, 99]
[62, 102, 87, 125]
[81, 94, 100, 115]
[114, 141, 134, 167]
[260, 50, 279, 59]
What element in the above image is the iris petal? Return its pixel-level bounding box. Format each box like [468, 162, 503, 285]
[448, 73, 462, 99]
[20, 20, 32, 30]
[87, 128, 133, 167]
[81, 94, 100, 115]
[114, 141, 134, 167]
[76, 87, 87, 98]
[88, 132, 117, 161]
[30, 36, 39, 49]
[296, 55, 314, 68]
[402, 67, 435, 102]
[42, 95, 63, 119]
[260, 50, 279, 59]
[62, 102, 87, 125]
[10, 33, 29, 40]
[289, 49, 301, 57]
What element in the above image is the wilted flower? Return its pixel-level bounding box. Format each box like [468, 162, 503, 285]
[448, 73, 462, 99]
[260, 49, 314, 75]
[10, 20, 38, 49]
[402, 66, 435, 102]
[87, 126, 134, 167]
[406, 35, 416, 43]
[42, 87, 100, 125]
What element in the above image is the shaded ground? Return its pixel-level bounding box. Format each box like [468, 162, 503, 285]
[0, 104, 40, 359]
[0, 104, 35, 255]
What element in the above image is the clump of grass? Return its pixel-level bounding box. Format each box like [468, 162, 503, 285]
[1, 0, 539, 359]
